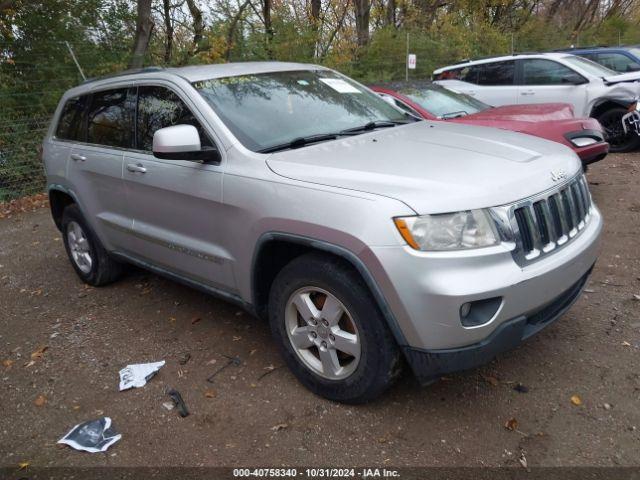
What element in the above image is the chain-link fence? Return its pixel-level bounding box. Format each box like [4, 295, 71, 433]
[0, 36, 483, 202]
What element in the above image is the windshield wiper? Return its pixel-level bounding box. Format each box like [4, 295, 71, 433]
[258, 133, 354, 153]
[441, 111, 468, 119]
[340, 119, 408, 134]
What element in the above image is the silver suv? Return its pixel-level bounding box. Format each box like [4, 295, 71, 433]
[43, 62, 602, 403]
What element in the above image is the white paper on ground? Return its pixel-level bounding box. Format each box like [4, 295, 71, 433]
[58, 417, 121, 453]
[118, 360, 165, 391]
[319, 78, 361, 93]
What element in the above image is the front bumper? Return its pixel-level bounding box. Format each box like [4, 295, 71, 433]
[402, 266, 592, 384]
[368, 204, 602, 379]
[575, 141, 609, 166]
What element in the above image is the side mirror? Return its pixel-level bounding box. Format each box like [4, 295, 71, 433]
[152, 124, 220, 163]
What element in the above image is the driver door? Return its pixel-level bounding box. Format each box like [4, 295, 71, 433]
[122, 84, 235, 291]
[516, 59, 589, 116]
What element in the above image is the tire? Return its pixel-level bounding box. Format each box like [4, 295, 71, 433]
[61, 204, 123, 286]
[268, 253, 401, 404]
[596, 107, 640, 153]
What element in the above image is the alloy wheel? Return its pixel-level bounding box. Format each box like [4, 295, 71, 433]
[284, 286, 361, 380]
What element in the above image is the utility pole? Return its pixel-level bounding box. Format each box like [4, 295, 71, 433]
[511, 33, 514, 54]
[405, 32, 409, 82]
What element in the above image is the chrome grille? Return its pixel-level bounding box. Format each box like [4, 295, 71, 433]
[508, 175, 593, 264]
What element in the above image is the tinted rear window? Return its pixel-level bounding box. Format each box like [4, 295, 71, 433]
[55, 96, 86, 141]
[475, 61, 515, 85]
[87, 88, 133, 148]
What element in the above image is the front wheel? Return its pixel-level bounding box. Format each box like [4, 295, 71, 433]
[268, 253, 401, 404]
[597, 107, 640, 153]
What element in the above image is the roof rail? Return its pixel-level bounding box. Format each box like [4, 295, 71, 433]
[553, 45, 609, 52]
[446, 51, 543, 67]
[81, 66, 165, 84]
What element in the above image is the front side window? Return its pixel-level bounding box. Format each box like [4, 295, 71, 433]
[595, 52, 640, 72]
[136, 86, 213, 152]
[193, 69, 408, 152]
[561, 55, 616, 77]
[475, 61, 515, 86]
[56, 96, 86, 141]
[521, 59, 585, 85]
[398, 85, 490, 118]
[87, 89, 132, 148]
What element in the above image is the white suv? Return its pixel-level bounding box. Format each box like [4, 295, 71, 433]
[434, 52, 640, 152]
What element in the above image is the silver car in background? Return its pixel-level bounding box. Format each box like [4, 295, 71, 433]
[43, 62, 602, 403]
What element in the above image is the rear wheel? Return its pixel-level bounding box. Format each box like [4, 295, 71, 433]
[597, 107, 640, 153]
[268, 253, 401, 403]
[61, 204, 123, 286]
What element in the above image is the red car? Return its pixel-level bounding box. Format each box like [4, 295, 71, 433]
[371, 83, 609, 167]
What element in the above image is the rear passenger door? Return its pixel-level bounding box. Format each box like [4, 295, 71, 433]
[64, 87, 135, 251]
[122, 84, 234, 291]
[454, 60, 518, 106]
[516, 59, 588, 115]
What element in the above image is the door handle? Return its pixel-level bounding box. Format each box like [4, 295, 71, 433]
[521, 91, 535, 96]
[70, 153, 86, 162]
[126, 163, 147, 173]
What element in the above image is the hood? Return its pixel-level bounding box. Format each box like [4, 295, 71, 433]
[463, 103, 574, 122]
[603, 71, 640, 85]
[266, 121, 582, 214]
[453, 108, 603, 150]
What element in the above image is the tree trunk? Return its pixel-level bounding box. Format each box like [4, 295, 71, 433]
[225, 0, 251, 61]
[186, 0, 204, 55]
[309, 0, 322, 58]
[162, 0, 173, 64]
[263, 0, 273, 58]
[353, 0, 371, 48]
[128, 0, 154, 69]
[384, 0, 396, 27]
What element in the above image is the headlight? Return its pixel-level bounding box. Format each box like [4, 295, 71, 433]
[570, 136, 599, 147]
[394, 209, 499, 251]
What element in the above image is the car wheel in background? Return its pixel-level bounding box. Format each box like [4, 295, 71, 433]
[268, 253, 402, 404]
[597, 107, 640, 153]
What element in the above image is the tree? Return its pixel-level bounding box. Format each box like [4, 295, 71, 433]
[353, 0, 372, 48]
[129, 0, 154, 69]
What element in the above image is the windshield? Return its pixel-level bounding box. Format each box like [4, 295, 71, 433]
[628, 47, 640, 59]
[399, 85, 489, 118]
[193, 70, 409, 152]
[562, 55, 617, 77]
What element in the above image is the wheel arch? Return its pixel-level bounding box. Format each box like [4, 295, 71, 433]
[250, 232, 408, 346]
[589, 98, 634, 118]
[48, 185, 78, 231]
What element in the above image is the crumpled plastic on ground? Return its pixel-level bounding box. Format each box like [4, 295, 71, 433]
[118, 360, 165, 391]
[58, 417, 121, 453]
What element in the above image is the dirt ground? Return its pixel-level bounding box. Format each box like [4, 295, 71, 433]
[0, 154, 639, 470]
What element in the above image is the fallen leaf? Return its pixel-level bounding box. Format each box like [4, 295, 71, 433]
[34, 395, 47, 407]
[249, 349, 257, 356]
[571, 395, 582, 406]
[232, 336, 241, 341]
[482, 375, 498, 386]
[30, 346, 48, 360]
[72, 405, 81, 410]
[622, 341, 631, 346]
[18, 461, 29, 470]
[271, 423, 288, 431]
[204, 389, 216, 398]
[2, 359, 13, 368]
[190, 317, 202, 325]
[504, 418, 518, 431]
[206, 358, 217, 365]
[633, 294, 640, 301]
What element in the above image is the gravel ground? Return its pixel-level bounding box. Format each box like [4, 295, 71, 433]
[0, 154, 639, 470]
